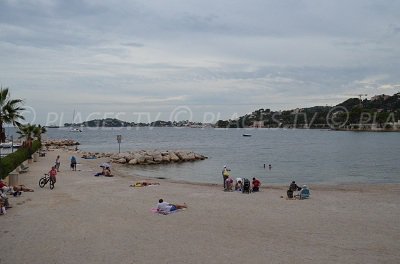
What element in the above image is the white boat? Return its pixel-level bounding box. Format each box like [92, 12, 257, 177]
[0, 142, 21, 148]
[69, 109, 82, 132]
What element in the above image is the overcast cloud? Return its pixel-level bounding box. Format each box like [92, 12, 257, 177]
[1, 0, 399, 124]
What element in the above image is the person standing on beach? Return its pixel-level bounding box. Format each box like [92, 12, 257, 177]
[55, 155, 61, 172]
[70, 156, 77, 171]
[49, 166, 57, 183]
[222, 165, 231, 189]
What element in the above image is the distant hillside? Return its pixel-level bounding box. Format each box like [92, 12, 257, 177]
[63, 93, 400, 129]
[216, 93, 400, 128]
[64, 118, 134, 127]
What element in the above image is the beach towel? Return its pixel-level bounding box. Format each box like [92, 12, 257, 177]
[130, 182, 160, 187]
[151, 208, 185, 215]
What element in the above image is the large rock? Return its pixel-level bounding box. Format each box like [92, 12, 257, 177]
[169, 152, 180, 162]
[128, 159, 138, 165]
[116, 158, 127, 164]
[118, 152, 129, 159]
[187, 152, 196, 161]
[176, 151, 190, 161]
[195, 153, 206, 160]
[134, 153, 146, 164]
[153, 151, 163, 163]
[144, 155, 154, 163]
[162, 154, 171, 162]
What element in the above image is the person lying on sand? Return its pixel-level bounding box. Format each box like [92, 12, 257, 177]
[157, 199, 187, 214]
[130, 181, 160, 187]
[0, 180, 32, 196]
[13, 185, 34, 193]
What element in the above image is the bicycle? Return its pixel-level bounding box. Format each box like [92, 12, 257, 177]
[39, 174, 55, 190]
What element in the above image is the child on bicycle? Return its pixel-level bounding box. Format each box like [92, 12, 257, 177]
[49, 166, 57, 183]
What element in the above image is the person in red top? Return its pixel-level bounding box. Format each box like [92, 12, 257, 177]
[252, 177, 261, 192]
[49, 166, 57, 183]
[0, 180, 14, 194]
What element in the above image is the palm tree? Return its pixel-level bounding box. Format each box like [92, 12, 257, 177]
[17, 123, 40, 159]
[17, 123, 35, 142]
[33, 124, 47, 142]
[0, 87, 25, 142]
[17, 123, 46, 142]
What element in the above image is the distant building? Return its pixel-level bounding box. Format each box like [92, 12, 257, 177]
[371, 94, 390, 101]
[252, 121, 264, 128]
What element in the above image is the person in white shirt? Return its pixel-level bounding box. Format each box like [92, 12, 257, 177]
[157, 199, 187, 214]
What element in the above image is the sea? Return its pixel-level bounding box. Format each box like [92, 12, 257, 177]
[3, 127, 400, 185]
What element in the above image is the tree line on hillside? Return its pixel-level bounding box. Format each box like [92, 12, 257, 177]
[216, 93, 400, 129]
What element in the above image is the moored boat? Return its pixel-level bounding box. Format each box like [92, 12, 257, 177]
[0, 142, 21, 148]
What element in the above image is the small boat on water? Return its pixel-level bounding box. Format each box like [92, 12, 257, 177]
[70, 128, 82, 132]
[69, 109, 82, 132]
[0, 142, 22, 148]
[242, 134, 252, 137]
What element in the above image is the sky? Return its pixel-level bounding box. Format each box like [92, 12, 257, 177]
[1, 0, 400, 125]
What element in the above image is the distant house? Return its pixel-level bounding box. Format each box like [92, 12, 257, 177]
[252, 121, 264, 128]
[371, 94, 390, 101]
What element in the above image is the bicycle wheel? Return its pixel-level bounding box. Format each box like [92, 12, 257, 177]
[39, 178, 46, 188]
[50, 179, 55, 190]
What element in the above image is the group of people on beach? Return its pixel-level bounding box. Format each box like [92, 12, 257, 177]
[47, 154, 76, 187]
[287, 181, 310, 199]
[222, 165, 261, 193]
[222, 165, 310, 199]
[54, 155, 78, 172]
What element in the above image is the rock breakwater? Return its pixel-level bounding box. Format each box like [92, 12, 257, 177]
[43, 139, 80, 147]
[80, 150, 207, 165]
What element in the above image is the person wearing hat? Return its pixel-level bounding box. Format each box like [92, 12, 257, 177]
[289, 181, 301, 192]
[221, 165, 231, 190]
[298, 185, 310, 199]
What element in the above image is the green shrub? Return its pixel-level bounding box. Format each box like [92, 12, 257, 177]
[0, 140, 41, 179]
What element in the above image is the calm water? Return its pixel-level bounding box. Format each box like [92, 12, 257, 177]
[4, 127, 400, 185]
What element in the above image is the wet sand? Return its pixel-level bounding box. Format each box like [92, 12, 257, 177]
[1, 149, 399, 264]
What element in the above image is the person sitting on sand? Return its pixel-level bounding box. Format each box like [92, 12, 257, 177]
[287, 181, 302, 199]
[252, 177, 261, 192]
[225, 176, 234, 191]
[94, 167, 105, 176]
[0, 180, 14, 194]
[235, 179, 243, 191]
[49, 166, 57, 183]
[0, 190, 11, 211]
[298, 185, 310, 199]
[157, 199, 187, 214]
[289, 181, 301, 191]
[104, 167, 113, 177]
[1, 196, 9, 214]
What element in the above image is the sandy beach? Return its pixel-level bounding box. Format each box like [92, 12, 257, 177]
[1, 149, 400, 264]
